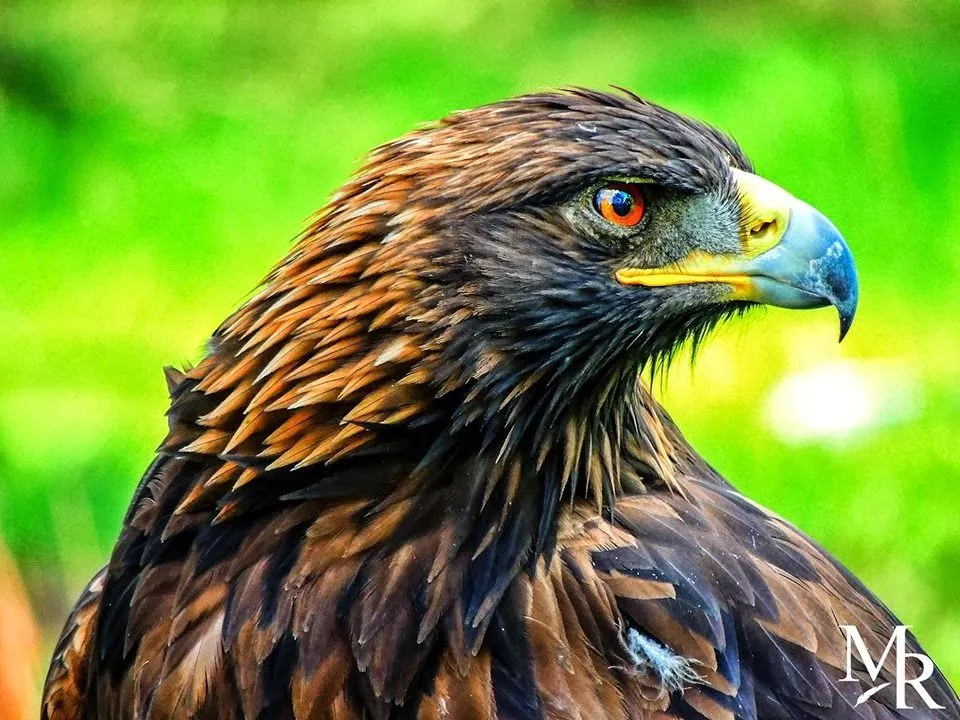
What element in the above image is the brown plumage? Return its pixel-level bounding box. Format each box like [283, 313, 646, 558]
[43, 90, 956, 720]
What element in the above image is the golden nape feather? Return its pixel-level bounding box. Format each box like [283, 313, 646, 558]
[43, 89, 957, 720]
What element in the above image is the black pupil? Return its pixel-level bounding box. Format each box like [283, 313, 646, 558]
[604, 189, 633, 217]
[608, 189, 633, 216]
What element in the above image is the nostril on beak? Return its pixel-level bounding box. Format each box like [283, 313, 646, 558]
[750, 218, 777, 238]
[744, 213, 788, 256]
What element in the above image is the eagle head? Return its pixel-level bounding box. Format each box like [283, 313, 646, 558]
[395, 91, 858, 419]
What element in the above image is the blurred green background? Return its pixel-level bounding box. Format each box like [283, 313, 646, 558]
[2, 0, 959, 713]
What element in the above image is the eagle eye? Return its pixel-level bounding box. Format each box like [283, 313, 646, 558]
[592, 183, 646, 227]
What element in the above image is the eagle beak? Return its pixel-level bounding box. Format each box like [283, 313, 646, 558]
[615, 169, 859, 341]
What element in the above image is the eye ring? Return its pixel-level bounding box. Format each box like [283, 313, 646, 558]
[593, 183, 646, 227]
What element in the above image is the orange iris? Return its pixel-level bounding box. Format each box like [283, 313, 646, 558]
[593, 183, 645, 226]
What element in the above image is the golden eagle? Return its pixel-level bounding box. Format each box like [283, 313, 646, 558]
[42, 90, 958, 720]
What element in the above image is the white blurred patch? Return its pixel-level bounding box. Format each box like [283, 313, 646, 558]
[763, 359, 921, 444]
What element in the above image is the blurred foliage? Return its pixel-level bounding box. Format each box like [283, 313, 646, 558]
[0, 537, 39, 720]
[1, 0, 958, 698]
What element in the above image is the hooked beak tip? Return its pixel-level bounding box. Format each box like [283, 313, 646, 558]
[838, 304, 855, 343]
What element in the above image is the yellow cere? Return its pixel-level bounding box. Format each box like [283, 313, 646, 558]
[732, 168, 793, 258]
